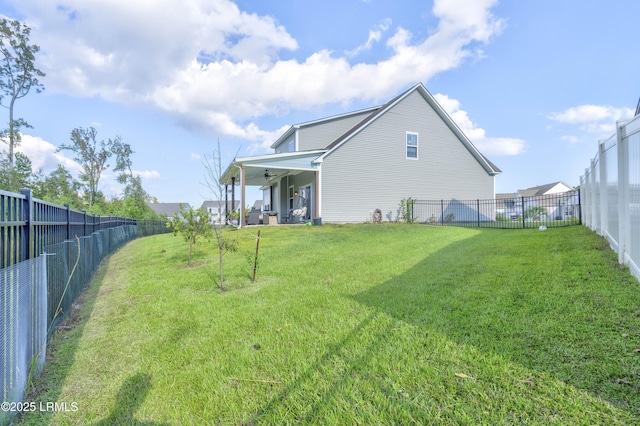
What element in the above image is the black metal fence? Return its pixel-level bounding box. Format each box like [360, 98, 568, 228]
[1, 188, 167, 269]
[410, 191, 581, 229]
[0, 188, 169, 423]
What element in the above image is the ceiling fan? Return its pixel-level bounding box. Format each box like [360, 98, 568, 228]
[264, 169, 279, 179]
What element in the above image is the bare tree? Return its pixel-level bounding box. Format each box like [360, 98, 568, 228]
[203, 139, 237, 290]
[0, 18, 45, 167]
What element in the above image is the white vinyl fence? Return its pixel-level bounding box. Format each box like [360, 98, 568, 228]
[581, 114, 640, 282]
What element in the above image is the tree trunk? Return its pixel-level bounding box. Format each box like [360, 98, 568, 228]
[218, 225, 225, 291]
[8, 96, 15, 167]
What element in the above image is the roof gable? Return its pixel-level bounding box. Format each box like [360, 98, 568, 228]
[270, 106, 379, 150]
[315, 83, 501, 175]
[519, 181, 574, 196]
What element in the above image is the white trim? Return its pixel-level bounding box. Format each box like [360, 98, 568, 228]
[244, 164, 318, 173]
[292, 106, 379, 128]
[235, 150, 326, 163]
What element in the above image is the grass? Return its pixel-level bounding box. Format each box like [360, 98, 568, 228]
[18, 224, 640, 425]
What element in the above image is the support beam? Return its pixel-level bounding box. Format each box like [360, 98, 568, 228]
[224, 184, 228, 222]
[231, 177, 236, 223]
[314, 170, 320, 219]
[241, 166, 246, 226]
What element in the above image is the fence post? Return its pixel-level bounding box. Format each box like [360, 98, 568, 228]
[521, 197, 525, 229]
[590, 159, 598, 234]
[440, 200, 444, 225]
[477, 199, 480, 228]
[616, 121, 629, 265]
[65, 204, 71, 240]
[598, 140, 609, 238]
[20, 188, 34, 260]
[577, 189, 582, 225]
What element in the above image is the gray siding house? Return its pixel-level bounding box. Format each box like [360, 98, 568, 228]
[147, 202, 191, 221]
[221, 82, 501, 224]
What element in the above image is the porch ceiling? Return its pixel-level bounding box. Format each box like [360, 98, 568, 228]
[222, 150, 325, 186]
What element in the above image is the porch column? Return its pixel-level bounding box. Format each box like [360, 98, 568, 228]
[314, 170, 320, 219]
[241, 165, 246, 226]
[224, 184, 229, 221]
[231, 177, 236, 223]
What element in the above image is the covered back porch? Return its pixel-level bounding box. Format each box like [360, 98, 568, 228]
[221, 151, 324, 226]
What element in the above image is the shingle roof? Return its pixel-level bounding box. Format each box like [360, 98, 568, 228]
[147, 202, 190, 217]
[201, 200, 240, 210]
[520, 181, 573, 196]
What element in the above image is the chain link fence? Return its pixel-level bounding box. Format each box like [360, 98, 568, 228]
[0, 188, 169, 424]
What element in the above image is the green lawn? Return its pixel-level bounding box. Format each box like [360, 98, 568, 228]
[19, 224, 640, 425]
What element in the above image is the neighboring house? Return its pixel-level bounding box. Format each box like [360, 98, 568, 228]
[147, 202, 190, 221]
[221, 82, 501, 224]
[252, 200, 263, 211]
[497, 181, 578, 220]
[517, 181, 575, 197]
[201, 200, 240, 224]
[495, 193, 518, 219]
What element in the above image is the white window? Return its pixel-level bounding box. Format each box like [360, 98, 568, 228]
[288, 139, 295, 152]
[406, 132, 418, 159]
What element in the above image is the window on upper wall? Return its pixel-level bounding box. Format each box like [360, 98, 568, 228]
[288, 139, 295, 152]
[406, 132, 418, 159]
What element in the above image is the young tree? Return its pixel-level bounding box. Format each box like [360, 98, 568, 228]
[168, 205, 212, 265]
[0, 18, 45, 167]
[203, 139, 238, 290]
[58, 127, 116, 208]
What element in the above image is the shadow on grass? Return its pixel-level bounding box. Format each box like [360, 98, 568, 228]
[95, 372, 168, 426]
[245, 312, 430, 424]
[350, 230, 640, 414]
[19, 258, 110, 425]
[241, 228, 640, 423]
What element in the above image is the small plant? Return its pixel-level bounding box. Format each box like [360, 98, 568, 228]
[496, 213, 509, 222]
[167, 205, 212, 265]
[399, 197, 417, 223]
[229, 210, 240, 224]
[525, 205, 547, 221]
[428, 214, 437, 224]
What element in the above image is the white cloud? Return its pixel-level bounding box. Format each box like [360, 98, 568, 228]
[549, 105, 633, 124]
[16, 134, 83, 174]
[434, 94, 526, 156]
[12, 0, 505, 145]
[548, 104, 635, 139]
[134, 170, 161, 180]
[346, 19, 392, 57]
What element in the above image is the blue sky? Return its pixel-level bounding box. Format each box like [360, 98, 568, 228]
[0, 0, 638, 208]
